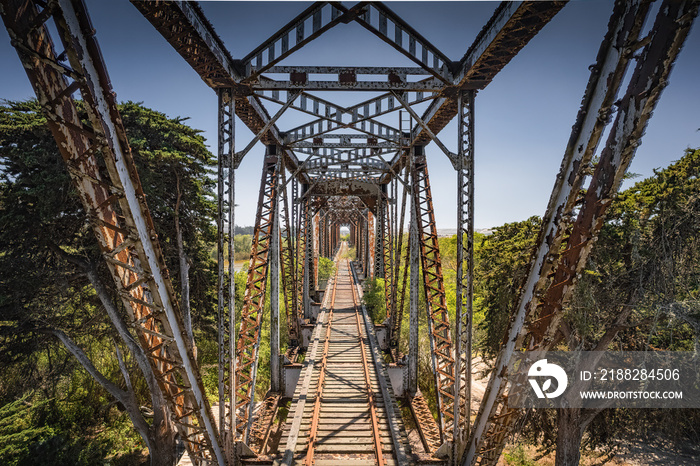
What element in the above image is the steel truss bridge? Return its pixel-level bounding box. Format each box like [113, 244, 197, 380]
[2, 0, 697, 465]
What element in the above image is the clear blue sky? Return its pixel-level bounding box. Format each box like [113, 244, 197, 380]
[2, 1, 699, 230]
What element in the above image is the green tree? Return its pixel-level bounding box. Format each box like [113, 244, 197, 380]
[475, 217, 542, 359]
[0, 100, 217, 465]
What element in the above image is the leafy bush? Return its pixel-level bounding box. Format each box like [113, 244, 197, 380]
[362, 278, 386, 324]
[318, 257, 335, 283]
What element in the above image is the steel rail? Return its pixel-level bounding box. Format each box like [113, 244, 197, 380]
[304, 260, 339, 466]
[349, 259, 386, 466]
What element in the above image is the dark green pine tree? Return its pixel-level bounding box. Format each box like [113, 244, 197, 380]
[0, 99, 217, 465]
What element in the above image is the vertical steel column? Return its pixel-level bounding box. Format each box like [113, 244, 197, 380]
[407, 148, 419, 396]
[454, 90, 474, 461]
[358, 215, 365, 272]
[235, 148, 279, 442]
[313, 210, 320, 291]
[391, 164, 411, 349]
[270, 147, 281, 393]
[382, 187, 394, 320]
[374, 197, 384, 278]
[319, 211, 326, 259]
[217, 88, 236, 462]
[303, 192, 312, 319]
[411, 146, 454, 441]
[280, 169, 299, 347]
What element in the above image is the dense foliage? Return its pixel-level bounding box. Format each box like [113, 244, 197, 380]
[0, 100, 217, 465]
[474, 148, 700, 461]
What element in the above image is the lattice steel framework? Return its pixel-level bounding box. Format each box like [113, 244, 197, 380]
[374, 198, 385, 279]
[217, 88, 236, 462]
[454, 89, 475, 460]
[235, 149, 279, 441]
[411, 152, 455, 441]
[280, 167, 301, 347]
[389, 164, 410, 350]
[381, 192, 394, 320]
[303, 196, 314, 319]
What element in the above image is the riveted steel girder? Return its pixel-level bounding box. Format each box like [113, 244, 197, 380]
[411, 152, 454, 443]
[217, 88, 236, 463]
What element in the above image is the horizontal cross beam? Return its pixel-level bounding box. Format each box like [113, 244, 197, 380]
[250, 78, 445, 92]
[261, 66, 432, 75]
[290, 141, 398, 149]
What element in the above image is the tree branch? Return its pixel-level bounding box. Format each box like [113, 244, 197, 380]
[114, 339, 133, 395]
[49, 328, 153, 449]
[83, 265, 163, 402]
[49, 328, 128, 404]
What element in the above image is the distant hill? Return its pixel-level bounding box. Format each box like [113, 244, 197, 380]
[437, 228, 493, 237]
[234, 225, 254, 235]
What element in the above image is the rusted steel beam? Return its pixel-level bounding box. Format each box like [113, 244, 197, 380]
[242, 2, 349, 80]
[280, 168, 300, 347]
[313, 210, 320, 291]
[291, 140, 399, 149]
[283, 92, 418, 144]
[411, 151, 455, 442]
[374, 198, 385, 279]
[236, 148, 279, 443]
[1, 1, 225, 464]
[464, 1, 700, 464]
[130, 0, 305, 179]
[530, 0, 699, 351]
[407, 152, 419, 396]
[253, 79, 444, 91]
[234, 91, 299, 166]
[270, 152, 281, 395]
[248, 393, 281, 455]
[2, 1, 226, 463]
[267, 65, 432, 75]
[346, 2, 453, 82]
[410, 393, 442, 454]
[302, 195, 312, 320]
[381, 194, 394, 320]
[411, 1, 565, 147]
[465, 0, 652, 462]
[217, 88, 236, 463]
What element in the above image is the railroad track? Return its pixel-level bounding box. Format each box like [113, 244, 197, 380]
[279, 244, 410, 465]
